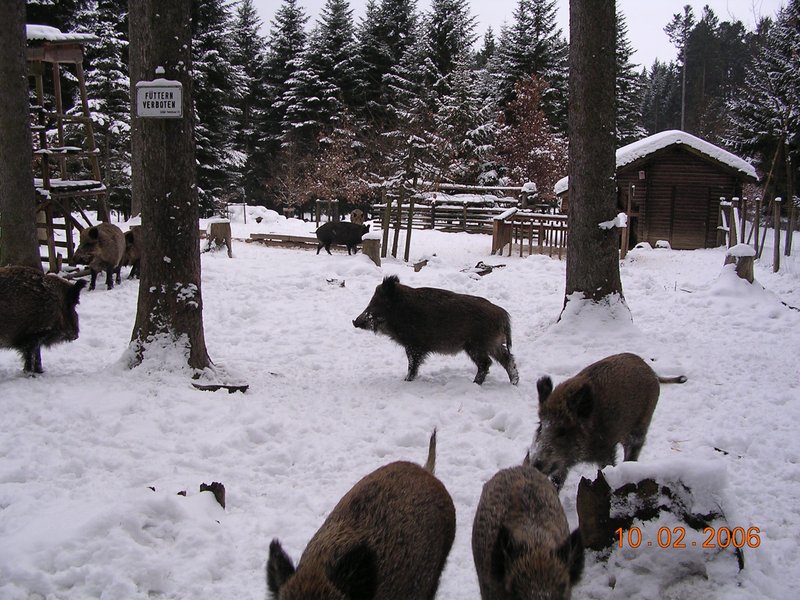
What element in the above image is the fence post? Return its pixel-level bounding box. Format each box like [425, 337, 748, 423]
[381, 188, 391, 259]
[773, 197, 782, 273]
[404, 193, 415, 262]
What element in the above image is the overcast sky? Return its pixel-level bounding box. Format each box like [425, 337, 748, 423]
[252, 0, 785, 68]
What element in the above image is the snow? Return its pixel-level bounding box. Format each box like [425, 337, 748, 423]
[599, 212, 628, 230]
[26, 24, 99, 44]
[554, 130, 758, 195]
[1, 214, 799, 599]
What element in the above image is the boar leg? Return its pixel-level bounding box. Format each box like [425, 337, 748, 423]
[105, 268, 114, 290]
[491, 345, 519, 385]
[622, 433, 647, 461]
[466, 346, 492, 385]
[405, 348, 427, 381]
[23, 345, 43, 374]
[88, 270, 98, 291]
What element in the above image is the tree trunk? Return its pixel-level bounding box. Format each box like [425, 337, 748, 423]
[564, 0, 624, 307]
[128, 0, 211, 371]
[0, 1, 43, 270]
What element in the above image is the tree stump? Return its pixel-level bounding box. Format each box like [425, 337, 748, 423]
[350, 209, 365, 224]
[362, 238, 381, 266]
[206, 220, 233, 258]
[724, 243, 756, 283]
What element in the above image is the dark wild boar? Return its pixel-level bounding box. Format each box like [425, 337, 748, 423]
[122, 226, 141, 279]
[353, 275, 519, 385]
[267, 430, 455, 600]
[316, 221, 370, 255]
[0, 266, 85, 373]
[472, 462, 584, 600]
[73, 222, 125, 290]
[531, 352, 686, 489]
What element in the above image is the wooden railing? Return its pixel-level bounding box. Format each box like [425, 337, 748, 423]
[491, 208, 569, 258]
[373, 201, 513, 234]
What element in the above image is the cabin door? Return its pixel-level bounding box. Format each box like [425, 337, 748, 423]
[671, 186, 711, 249]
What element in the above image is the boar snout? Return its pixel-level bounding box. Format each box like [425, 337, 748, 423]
[353, 310, 376, 331]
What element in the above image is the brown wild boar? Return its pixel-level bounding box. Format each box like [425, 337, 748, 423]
[316, 221, 370, 255]
[0, 266, 85, 373]
[73, 222, 125, 290]
[352, 275, 519, 385]
[472, 462, 584, 600]
[531, 352, 686, 489]
[266, 430, 455, 600]
[122, 226, 141, 279]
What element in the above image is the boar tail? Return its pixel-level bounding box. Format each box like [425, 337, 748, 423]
[658, 374, 687, 384]
[424, 428, 438, 474]
[504, 319, 513, 350]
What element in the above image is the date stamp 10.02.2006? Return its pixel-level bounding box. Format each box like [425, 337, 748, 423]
[615, 526, 761, 550]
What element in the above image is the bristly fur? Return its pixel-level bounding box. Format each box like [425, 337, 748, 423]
[353, 276, 519, 385]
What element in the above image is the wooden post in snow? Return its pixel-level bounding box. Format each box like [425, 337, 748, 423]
[773, 197, 782, 273]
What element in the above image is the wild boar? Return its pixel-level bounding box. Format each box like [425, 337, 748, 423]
[316, 221, 370, 255]
[352, 275, 519, 385]
[531, 352, 686, 489]
[472, 463, 584, 600]
[73, 222, 125, 290]
[0, 266, 85, 373]
[122, 226, 141, 279]
[266, 430, 455, 600]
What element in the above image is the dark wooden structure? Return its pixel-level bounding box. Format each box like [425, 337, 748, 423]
[26, 24, 108, 272]
[555, 131, 758, 250]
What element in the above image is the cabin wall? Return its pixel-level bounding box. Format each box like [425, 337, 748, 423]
[620, 148, 743, 250]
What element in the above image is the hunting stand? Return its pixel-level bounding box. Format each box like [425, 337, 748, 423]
[26, 25, 109, 273]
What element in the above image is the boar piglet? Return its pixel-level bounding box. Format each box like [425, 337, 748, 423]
[267, 430, 455, 600]
[316, 221, 370, 255]
[0, 266, 86, 373]
[73, 222, 125, 290]
[531, 352, 686, 489]
[472, 463, 584, 600]
[353, 275, 519, 385]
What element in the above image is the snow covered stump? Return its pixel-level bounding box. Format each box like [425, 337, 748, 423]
[204, 220, 233, 258]
[361, 231, 382, 267]
[724, 243, 756, 284]
[576, 461, 748, 595]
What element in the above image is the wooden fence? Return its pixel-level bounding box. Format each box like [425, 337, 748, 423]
[373, 200, 514, 234]
[491, 208, 569, 258]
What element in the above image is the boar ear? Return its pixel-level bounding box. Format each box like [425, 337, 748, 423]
[491, 525, 524, 584]
[536, 376, 553, 404]
[69, 279, 86, 305]
[87, 227, 100, 240]
[328, 543, 378, 600]
[266, 539, 296, 596]
[381, 275, 400, 296]
[567, 384, 593, 419]
[556, 529, 585, 584]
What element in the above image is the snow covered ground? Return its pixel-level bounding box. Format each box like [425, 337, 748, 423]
[1, 211, 798, 599]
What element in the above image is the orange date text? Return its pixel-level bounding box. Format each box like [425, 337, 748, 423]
[614, 526, 761, 549]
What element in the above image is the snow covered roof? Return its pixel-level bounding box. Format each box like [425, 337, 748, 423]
[554, 130, 757, 195]
[26, 24, 98, 44]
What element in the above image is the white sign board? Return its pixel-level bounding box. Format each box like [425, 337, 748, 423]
[136, 78, 183, 118]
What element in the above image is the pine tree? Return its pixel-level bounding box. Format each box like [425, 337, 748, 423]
[616, 10, 645, 146]
[639, 60, 681, 134]
[665, 5, 695, 131]
[229, 0, 270, 203]
[727, 1, 799, 200]
[424, 0, 477, 95]
[434, 56, 498, 184]
[352, 0, 417, 130]
[279, 0, 358, 154]
[192, 0, 242, 216]
[489, 0, 568, 133]
[76, 0, 132, 216]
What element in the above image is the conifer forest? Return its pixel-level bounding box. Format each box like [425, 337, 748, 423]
[26, 0, 800, 218]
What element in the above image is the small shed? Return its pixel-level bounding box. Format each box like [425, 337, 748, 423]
[554, 130, 758, 250]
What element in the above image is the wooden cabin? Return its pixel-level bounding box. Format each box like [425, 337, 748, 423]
[554, 130, 758, 250]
